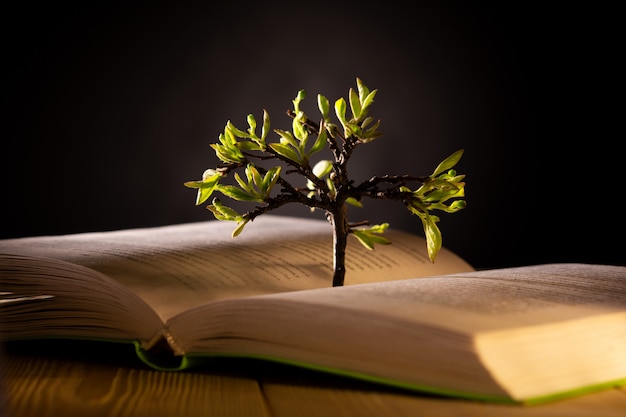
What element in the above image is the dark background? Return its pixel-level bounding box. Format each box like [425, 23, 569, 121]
[2, 1, 622, 270]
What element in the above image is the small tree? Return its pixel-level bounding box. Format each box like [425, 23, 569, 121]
[185, 78, 466, 287]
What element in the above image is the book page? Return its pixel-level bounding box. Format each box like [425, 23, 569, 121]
[0, 253, 164, 342]
[0, 215, 473, 321]
[256, 263, 626, 333]
[168, 263, 626, 400]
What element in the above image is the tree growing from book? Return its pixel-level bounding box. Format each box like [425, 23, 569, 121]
[185, 78, 466, 287]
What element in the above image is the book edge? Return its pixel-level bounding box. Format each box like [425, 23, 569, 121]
[6, 336, 625, 405]
[179, 352, 626, 406]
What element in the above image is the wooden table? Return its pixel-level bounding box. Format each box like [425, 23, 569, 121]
[2, 339, 625, 417]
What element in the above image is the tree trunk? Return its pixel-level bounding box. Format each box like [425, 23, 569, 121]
[329, 205, 349, 287]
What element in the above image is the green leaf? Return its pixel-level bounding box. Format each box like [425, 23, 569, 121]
[232, 218, 250, 237]
[218, 185, 263, 202]
[345, 121, 361, 138]
[350, 224, 391, 250]
[269, 143, 302, 164]
[237, 141, 264, 151]
[211, 142, 245, 164]
[206, 205, 230, 221]
[356, 77, 369, 101]
[274, 129, 299, 147]
[432, 149, 464, 177]
[317, 94, 330, 120]
[234, 171, 253, 194]
[429, 200, 467, 213]
[184, 169, 223, 204]
[421, 215, 442, 263]
[361, 117, 374, 129]
[246, 114, 257, 138]
[292, 112, 308, 141]
[193, 184, 216, 206]
[207, 198, 242, 221]
[219, 129, 233, 144]
[345, 197, 363, 208]
[349, 88, 361, 119]
[261, 110, 271, 142]
[293, 89, 306, 112]
[226, 121, 250, 139]
[307, 126, 327, 156]
[421, 185, 461, 203]
[351, 231, 376, 250]
[247, 164, 263, 189]
[449, 200, 467, 211]
[334, 98, 347, 126]
[406, 198, 428, 216]
[367, 223, 390, 234]
[326, 177, 336, 198]
[199, 182, 221, 204]
[360, 90, 377, 115]
[355, 78, 376, 118]
[261, 166, 282, 193]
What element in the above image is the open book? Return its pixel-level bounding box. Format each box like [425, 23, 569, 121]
[1, 215, 625, 405]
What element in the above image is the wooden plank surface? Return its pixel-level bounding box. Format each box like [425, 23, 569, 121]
[2, 340, 626, 417]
